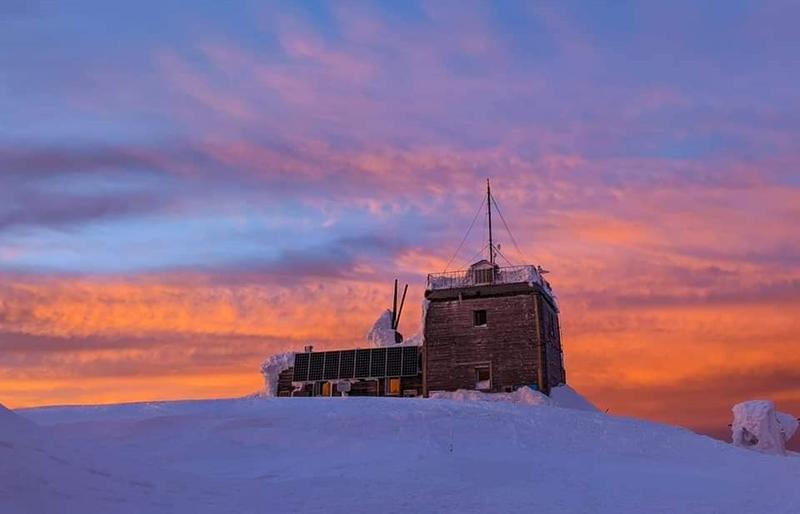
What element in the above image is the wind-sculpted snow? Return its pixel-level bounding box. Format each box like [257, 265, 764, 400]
[6, 396, 800, 513]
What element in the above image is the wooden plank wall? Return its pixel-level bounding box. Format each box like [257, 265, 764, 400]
[424, 293, 542, 394]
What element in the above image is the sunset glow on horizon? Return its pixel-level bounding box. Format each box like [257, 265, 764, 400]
[2, 1, 799, 442]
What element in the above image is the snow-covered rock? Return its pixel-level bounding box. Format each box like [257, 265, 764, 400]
[260, 352, 295, 396]
[731, 400, 798, 455]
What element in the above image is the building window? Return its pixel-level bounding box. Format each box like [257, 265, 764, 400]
[473, 309, 487, 326]
[472, 268, 494, 284]
[387, 377, 401, 396]
[475, 366, 491, 390]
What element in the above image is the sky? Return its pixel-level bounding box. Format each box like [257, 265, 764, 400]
[1, 0, 799, 441]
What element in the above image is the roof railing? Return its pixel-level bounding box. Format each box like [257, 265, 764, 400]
[426, 264, 555, 298]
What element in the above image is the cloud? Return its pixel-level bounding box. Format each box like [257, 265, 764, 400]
[0, 190, 165, 231]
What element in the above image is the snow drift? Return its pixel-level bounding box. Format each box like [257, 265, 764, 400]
[0, 402, 35, 436]
[429, 385, 598, 411]
[731, 400, 798, 456]
[430, 386, 551, 406]
[12, 395, 800, 514]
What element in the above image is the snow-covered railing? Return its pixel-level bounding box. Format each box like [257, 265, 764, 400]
[427, 265, 555, 299]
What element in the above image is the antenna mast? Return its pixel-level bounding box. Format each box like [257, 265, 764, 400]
[487, 178, 495, 265]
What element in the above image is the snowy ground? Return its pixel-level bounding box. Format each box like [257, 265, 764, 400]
[4, 394, 800, 514]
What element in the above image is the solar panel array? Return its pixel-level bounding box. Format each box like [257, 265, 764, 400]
[292, 346, 420, 382]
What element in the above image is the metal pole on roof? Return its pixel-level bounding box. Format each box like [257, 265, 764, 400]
[392, 279, 398, 327]
[394, 284, 408, 330]
[487, 178, 495, 265]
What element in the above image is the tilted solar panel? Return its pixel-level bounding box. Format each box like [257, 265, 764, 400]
[370, 348, 387, 377]
[401, 346, 418, 376]
[323, 352, 340, 380]
[339, 350, 356, 379]
[354, 350, 371, 378]
[294, 346, 420, 382]
[293, 353, 310, 381]
[308, 352, 324, 381]
[386, 347, 402, 376]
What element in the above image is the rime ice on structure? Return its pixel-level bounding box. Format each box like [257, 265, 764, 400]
[731, 400, 798, 456]
[366, 309, 399, 348]
[260, 352, 295, 396]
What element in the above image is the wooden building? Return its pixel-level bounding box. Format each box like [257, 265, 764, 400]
[275, 181, 567, 397]
[423, 261, 565, 395]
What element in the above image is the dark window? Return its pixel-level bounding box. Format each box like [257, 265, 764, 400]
[475, 366, 491, 390]
[472, 268, 494, 284]
[473, 309, 487, 326]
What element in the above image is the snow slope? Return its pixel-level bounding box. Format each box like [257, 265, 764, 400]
[6, 396, 800, 514]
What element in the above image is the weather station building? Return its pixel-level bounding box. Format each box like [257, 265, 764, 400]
[275, 181, 567, 397]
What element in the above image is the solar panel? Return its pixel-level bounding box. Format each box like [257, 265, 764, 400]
[401, 346, 418, 376]
[323, 352, 340, 380]
[308, 352, 324, 381]
[293, 353, 310, 381]
[354, 350, 371, 378]
[339, 350, 355, 379]
[370, 348, 386, 377]
[293, 346, 419, 382]
[386, 347, 402, 376]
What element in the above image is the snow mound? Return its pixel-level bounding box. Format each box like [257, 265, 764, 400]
[430, 387, 551, 406]
[366, 309, 399, 347]
[430, 385, 599, 412]
[0, 402, 36, 436]
[17, 396, 800, 513]
[549, 385, 600, 412]
[732, 400, 798, 455]
[260, 352, 294, 396]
